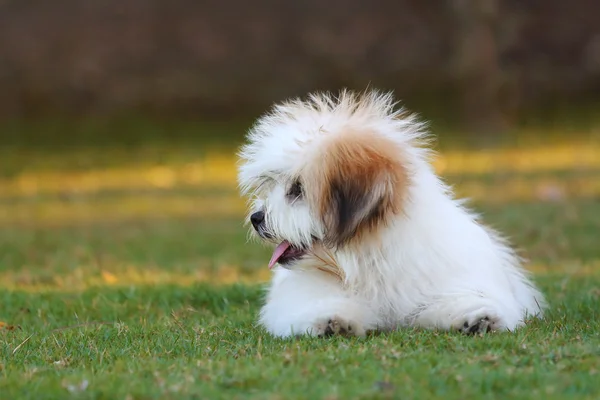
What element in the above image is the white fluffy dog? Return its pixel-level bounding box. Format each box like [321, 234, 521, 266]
[237, 89, 546, 338]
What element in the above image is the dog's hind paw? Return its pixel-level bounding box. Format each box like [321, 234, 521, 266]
[312, 316, 365, 338]
[461, 316, 493, 335]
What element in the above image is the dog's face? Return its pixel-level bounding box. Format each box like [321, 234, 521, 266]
[238, 91, 413, 269]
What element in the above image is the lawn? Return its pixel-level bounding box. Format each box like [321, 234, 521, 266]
[1, 121, 599, 399]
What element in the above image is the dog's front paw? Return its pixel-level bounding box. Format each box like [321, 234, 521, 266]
[312, 316, 365, 338]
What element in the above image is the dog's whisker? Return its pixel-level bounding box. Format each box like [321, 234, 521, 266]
[308, 248, 345, 282]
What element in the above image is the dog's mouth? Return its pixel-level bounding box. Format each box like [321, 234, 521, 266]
[268, 240, 308, 269]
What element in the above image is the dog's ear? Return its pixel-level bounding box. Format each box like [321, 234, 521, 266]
[305, 131, 409, 248]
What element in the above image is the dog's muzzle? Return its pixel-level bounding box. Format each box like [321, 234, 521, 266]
[250, 210, 314, 268]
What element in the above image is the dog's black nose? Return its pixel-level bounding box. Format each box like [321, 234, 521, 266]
[250, 211, 265, 230]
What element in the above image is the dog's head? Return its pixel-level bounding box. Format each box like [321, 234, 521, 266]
[238, 90, 423, 269]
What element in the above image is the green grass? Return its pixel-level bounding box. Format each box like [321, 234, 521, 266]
[0, 276, 598, 400]
[1, 122, 600, 399]
[1, 200, 599, 399]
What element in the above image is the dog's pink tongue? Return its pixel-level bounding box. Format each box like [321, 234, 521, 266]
[268, 241, 291, 269]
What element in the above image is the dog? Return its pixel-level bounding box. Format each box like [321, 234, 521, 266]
[237, 89, 546, 338]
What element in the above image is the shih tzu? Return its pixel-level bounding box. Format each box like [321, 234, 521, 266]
[237, 89, 546, 338]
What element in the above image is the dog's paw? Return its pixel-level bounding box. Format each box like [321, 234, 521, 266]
[457, 307, 504, 336]
[312, 316, 365, 338]
[461, 316, 492, 335]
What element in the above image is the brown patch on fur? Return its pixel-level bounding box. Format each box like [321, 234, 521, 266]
[303, 130, 409, 248]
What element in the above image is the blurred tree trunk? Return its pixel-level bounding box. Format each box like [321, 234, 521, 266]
[450, 0, 509, 141]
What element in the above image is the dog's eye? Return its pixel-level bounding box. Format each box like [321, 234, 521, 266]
[287, 179, 303, 200]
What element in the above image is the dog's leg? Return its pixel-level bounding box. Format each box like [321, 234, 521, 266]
[258, 269, 378, 338]
[410, 292, 527, 335]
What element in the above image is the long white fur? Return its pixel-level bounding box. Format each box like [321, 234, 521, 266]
[238, 89, 546, 337]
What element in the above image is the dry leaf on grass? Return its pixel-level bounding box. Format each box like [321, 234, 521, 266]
[0, 321, 21, 331]
[53, 358, 71, 368]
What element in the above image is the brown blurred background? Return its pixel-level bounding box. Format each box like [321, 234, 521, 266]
[1, 0, 599, 138]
